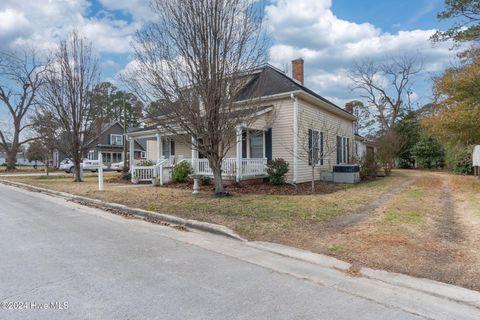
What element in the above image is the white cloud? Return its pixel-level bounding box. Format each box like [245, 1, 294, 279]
[265, 0, 455, 106]
[0, 0, 140, 55]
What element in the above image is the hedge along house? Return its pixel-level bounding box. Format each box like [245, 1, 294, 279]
[126, 59, 356, 185]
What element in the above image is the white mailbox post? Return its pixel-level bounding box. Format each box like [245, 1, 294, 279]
[98, 153, 104, 192]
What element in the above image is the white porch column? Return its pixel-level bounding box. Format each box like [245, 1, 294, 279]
[291, 94, 299, 184]
[129, 137, 134, 173]
[236, 126, 242, 182]
[156, 133, 161, 164]
[191, 136, 198, 159]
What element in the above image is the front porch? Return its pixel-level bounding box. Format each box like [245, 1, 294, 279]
[126, 126, 270, 185]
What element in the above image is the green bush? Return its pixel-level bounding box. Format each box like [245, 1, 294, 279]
[199, 176, 211, 185]
[172, 161, 193, 183]
[411, 136, 444, 169]
[445, 143, 473, 175]
[137, 159, 154, 166]
[121, 172, 131, 180]
[267, 158, 289, 185]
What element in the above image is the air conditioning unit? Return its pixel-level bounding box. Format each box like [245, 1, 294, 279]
[333, 165, 360, 184]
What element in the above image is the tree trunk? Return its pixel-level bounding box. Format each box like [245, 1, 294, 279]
[73, 155, 82, 182]
[45, 156, 50, 176]
[210, 159, 225, 196]
[6, 149, 17, 171]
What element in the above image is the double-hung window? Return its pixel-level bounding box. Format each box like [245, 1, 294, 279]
[110, 134, 123, 146]
[162, 139, 175, 157]
[336, 136, 350, 164]
[308, 129, 323, 166]
[249, 130, 264, 159]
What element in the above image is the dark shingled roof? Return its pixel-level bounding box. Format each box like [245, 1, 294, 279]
[130, 65, 353, 133]
[237, 65, 352, 117]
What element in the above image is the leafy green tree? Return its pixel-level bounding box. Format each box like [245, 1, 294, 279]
[444, 143, 474, 174]
[432, 0, 480, 44]
[89, 82, 143, 128]
[395, 111, 422, 168]
[411, 136, 445, 169]
[26, 141, 47, 166]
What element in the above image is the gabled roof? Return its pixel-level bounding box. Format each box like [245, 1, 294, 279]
[237, 65, 354, 119]
[99, 121, 123, 134]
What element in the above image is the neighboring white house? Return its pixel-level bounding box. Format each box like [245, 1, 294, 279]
[126, 59, 357, 185]
[354, 134, 375, 160]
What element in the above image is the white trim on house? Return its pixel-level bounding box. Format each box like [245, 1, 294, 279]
[110, 134, 124, 146]
[292, 93, 299, 183]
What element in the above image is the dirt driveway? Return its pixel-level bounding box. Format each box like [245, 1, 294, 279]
[313, 170, 480, 291]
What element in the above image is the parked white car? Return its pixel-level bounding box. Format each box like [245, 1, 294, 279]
[83, 159, 108, 172]
[59, 159, 74, 172]
[110, 161, 124, 172]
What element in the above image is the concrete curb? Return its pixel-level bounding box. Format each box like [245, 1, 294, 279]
[2, 178, 480, 309]
[248, 241, 352, 271]
[248, 241, 480, 309]
[0, 179, 245, 241]
[361, 267, 480, 309]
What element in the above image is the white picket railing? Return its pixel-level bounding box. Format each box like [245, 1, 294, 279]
[240, 158, 267, 177]
[132, 157, 267, 183]
[132, 166, 155, 182]
[187, 158, 267, 178]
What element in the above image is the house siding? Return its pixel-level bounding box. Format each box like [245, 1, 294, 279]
[135, 96, 354, 184]
[296, 98, 354, 183]
[145, 135, 192, 162]
[269, 98, 295, 182]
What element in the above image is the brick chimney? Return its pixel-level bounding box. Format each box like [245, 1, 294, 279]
[345, 102, 354, 114]
[292, 58, 304, 85]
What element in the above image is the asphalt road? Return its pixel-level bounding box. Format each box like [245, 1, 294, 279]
[0, 183, 445, 319]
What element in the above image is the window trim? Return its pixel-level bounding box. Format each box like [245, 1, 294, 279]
[110, 134, 124, 146]
[308, 129, 320, 166]
[336, 136, 350, 164]
[248, 129, 264, 159]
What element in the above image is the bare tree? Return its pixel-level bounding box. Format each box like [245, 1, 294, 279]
[349, 56, 422, 132]
[125, 0, 267, 195]
[375, 130, 404, 176]
[293, 113, 342, 192]
[40, 31, 99, 182]
[0, 49, 46, 171]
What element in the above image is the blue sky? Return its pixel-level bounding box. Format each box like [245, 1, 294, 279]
[332, 0, 449, 32]
[0, 0, 459, 129]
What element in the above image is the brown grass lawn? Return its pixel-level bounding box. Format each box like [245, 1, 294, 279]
[2, 170, 480, 290]
[0, 165, 56, 173]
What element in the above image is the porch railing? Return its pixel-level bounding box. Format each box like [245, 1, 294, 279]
[184, 158, 267, 178]
[132, 157, 267, 183]
[132, 166, 155, 182]
[132, 158, 172, 183]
